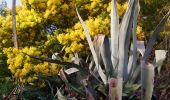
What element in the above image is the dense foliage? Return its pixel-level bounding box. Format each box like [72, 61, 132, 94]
[0, 0, 169, 99]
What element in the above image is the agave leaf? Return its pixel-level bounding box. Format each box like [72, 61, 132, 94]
[88, 59, 102, 83]
[89, 59, 94, 70]
[71, 53, 80, 65]
[76, 7, 107, 84]
[131, 0, 140, 78]
[111, 0, 119, 69]
[136, 41, 145, 57]
[38, 75, 63, 85]
[99, 35, 114, 77]
[94, 34, 113, 77]
[96, 84, 107, 96]
[52, 52, 62, 61]
[24, 53, 88, 75]
[127, 1, 140, 82]
[143, 11, 170, 61]
[124, 84, 141, 94]
[57, 89, 67, 100]
[128, 64, 141, 84]
[108, 78, 118, 100]
[24, 53, 78, 67]
[108, 78, 123, 100]
[127, 44, 134, 76]
[155, 50, 167, 74]
[118, 0, 136, 80]
[64, 68, 79, 75]
[94, 35, 105, 64]
[76, 7, 99, 67]
[141, 60, 155, 100]
[67, 82, 85, 96]
[127, 43, 142, 84]
[62, 70, 86, 96]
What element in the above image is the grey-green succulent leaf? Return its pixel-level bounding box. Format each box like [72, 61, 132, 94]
[118, 0, 136, 80]
[143, 11, 170, 61]
[111, 0, 119, 69]
[76, 7, 107, 84]
[155, 50, 167, 74]
[141, 60, 155, 100]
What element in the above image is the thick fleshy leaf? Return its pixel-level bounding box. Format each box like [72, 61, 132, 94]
[52, 53, 62, 61]
[131, 0, 140, 79]
[128, 64, 141, 84]
[93, 34, 105, 67]
[71, 53, 80, 65]
[57, 89, 67, 100]
[118, 0, 136, 79]
[89, 59, 94, 70]
[127, 1, 140, 82]
[24, 53, 87, 75]
[155, 50, 167, 74]
[67, 82, 85, 96]
[136, 41, 145, 57]
[100, 36, 115, 77]
[94, 35, 114, 78]
[127, 44, 134, 76]
[141, 60, 155, 100]
[143, 11, 170, 61]
[111, 0, 119, 69]
[76, 8, 107, 84]
[64, 68, 79, 75]
[126, 53, 141, 85]
[108, 78, 124, 100]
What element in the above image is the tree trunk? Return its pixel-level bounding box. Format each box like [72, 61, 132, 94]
[12, 0, 18, 48]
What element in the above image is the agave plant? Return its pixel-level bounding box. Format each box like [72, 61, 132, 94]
[76, 0, 170, 99]
[24, 0, 169, 99]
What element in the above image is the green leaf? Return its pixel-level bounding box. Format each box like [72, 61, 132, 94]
[111, 0, 119, 69]
[99, 35, 115, 77]
[143, 11, 170, 61]
[64, 68, 79, 75]
[57, 89, 67, 100]
[141, 60, 155, 100]
[130, 0, 140, 79]
[76, 7, 107, 84]
[67, 82, 85, 96]
[24, 53, 87, 75]
[128, 64, 141, 84]
[118, 0, 136, 79]
[127, 1, 140, 82]
[155, 50, 167, 74]
[136, 41, 145, 57]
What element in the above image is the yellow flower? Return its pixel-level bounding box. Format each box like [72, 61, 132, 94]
[137, 26, 145, 40]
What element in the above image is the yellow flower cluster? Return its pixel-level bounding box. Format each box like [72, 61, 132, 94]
[0, 6, 45, 48]
[83, 0, 108, 15]
[3, 47, 61, 83]
[44, 0, 64, 19]
[86, 17, 110, 36]
[22, 0, 71, 20]
[16, 7, 42, 30]
[0, 15, 13, 48]
[107, 1, 128, 16]
[21, 0, 77, 27]
[57, 16, 109, 55]
[136, 26, 145, 40]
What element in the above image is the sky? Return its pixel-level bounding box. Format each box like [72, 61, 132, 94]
[5, 0, 22, 8]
